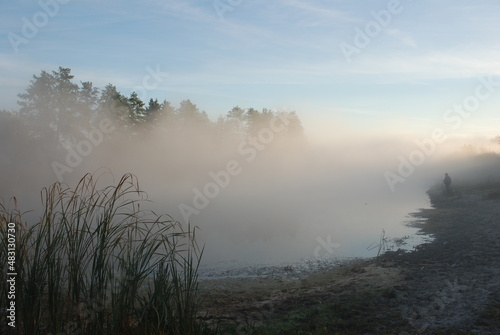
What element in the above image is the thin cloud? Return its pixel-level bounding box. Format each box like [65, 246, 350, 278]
[346, 50, 500, 80]
[147, 0, 217, 24]
[278, 0, 358, 23]
[385, 29, 418, 48]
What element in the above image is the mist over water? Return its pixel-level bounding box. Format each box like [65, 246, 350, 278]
[0, 119, 433, 265]
[169, 136, 436, 265]
[2, 71, 500, 268]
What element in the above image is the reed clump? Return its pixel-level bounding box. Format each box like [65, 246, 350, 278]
[0, 173, 212, 334]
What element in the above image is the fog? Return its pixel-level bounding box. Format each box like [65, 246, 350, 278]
[2, 81, 500, 267]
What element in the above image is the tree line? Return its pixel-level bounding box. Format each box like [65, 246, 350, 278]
[1, 66, 305, 148]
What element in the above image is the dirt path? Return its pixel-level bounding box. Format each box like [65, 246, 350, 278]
[199, 186, 500, 334]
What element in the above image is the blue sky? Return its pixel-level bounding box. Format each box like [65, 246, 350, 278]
[1, 0, 500, 138]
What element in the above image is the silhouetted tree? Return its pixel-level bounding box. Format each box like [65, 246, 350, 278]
[243, 108, 278, 136]
[11, 66, 308, 151]
[78, 81, 100, 124]
[281, 111, 304, 137]
[79, 81, 99, 109]
[225, 106, 246, 136]
[143, 98, 162, 126]
[159, 100, 175, 121]
[128, 92, 146, 125]
[17, 67, 85, 146]
[244, 107, 261, 135]
[99, 84, 130, 126]
[177, 99, 210, 130]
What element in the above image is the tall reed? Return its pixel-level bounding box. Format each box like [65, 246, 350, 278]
[0, 173, 211, 334]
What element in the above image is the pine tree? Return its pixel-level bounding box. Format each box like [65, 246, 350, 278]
[17, 67, 81, 146]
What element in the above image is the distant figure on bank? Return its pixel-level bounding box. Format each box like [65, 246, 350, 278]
[443, 173, 452, 194]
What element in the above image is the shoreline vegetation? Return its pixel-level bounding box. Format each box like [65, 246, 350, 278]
[0, 173, 212, 335]
[1, 174, 500, 334]
[199, 182, 500, 334]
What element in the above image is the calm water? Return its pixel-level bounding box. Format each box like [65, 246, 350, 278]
[191, 170, 436, 268]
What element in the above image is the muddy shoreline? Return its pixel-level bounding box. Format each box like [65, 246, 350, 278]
[199, 185, 500, 334]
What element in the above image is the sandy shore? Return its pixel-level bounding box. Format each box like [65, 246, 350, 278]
[199, 185, 500, 334]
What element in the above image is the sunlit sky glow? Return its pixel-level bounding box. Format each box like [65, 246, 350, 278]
[1, 0, 500, 138]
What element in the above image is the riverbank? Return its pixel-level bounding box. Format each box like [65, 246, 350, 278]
[199, 184, 500, 334]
